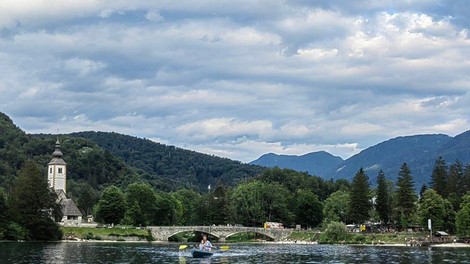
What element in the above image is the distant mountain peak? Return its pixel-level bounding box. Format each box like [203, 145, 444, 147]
[250, 132, 470, 190]
[250, 151, 343, 177]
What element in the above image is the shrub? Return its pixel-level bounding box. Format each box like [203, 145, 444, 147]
[320, 221, 348, 243]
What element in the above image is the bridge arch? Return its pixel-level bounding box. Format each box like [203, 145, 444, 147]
[224, 231, 276, 241]
[167, 229, 221, 241]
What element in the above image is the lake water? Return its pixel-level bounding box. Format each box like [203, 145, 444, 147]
[1, 242, 469, 264]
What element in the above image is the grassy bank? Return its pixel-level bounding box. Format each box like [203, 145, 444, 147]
[287, 230, 321, 242]
[61, 227, 152, 241]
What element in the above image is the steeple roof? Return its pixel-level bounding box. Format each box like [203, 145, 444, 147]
[48, 138, 66, 165]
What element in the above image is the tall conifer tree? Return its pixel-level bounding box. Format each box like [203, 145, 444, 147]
[349, 168, 371, 224]
[375, 170, 390, 224]
[430, 156, 448, 197]
[396, 162, 416, 228]
[8, 160, 62, 240]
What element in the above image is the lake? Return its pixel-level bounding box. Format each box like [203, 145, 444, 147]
[1, 242, 469, 263]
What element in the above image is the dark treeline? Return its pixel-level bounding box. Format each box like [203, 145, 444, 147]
[70, 131, 265, 192]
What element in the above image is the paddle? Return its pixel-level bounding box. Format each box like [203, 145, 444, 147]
[178, 245, 230, 250]
[179, 245, 189, 250]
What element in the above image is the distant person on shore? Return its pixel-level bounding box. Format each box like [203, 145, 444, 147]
[199, 235, 212, 251]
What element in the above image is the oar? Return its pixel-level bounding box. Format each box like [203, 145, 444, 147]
[179, 244, 230, 250]
[217, 245, 230, 250]
[179, 245, 189, 250]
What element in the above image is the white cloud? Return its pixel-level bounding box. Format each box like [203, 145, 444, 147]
[145, 9, 164, 22]
[1, 1, 470, 163]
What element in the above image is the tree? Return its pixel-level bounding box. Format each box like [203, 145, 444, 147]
[448, 160, 464, 210]
[0, 188, 9, 239]
[395, 163, 417, 228]
[230, 181, 264, 226]
[462, 165, 470, 196]
[67, 180, 100, 217]
[456, 193, 470, 237]
[376, 170, 391, 224]
[417, 189, 454, 232]
[230, 181, 293, 226]
[430, 157, 448, 198]
[348, 168, 371, 224]
[294, 189, 323, 228]
[8, 160, 62, 240]
[124, 182, 158, 226]
[320, 221, 348, 243]
[419, 184, 427, 200]
[153, 192, 182, 225]
[322, 190, 349, 224]
[95, 185, 126, 225]
[206, 184, 231, 225]
[172, 189, 201, 225]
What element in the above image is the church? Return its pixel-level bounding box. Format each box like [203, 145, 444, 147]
[48, 138, 83, 226]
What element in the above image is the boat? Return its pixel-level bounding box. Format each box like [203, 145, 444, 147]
[191, 249, 214, 258]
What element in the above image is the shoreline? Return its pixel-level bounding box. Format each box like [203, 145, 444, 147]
[5, 239, 470, 248]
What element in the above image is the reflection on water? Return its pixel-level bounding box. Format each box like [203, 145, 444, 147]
[0, 242, 469, 264]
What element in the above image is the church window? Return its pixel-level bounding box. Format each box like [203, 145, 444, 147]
[58, 168, 63, 174]
[50, 167, 52, 173]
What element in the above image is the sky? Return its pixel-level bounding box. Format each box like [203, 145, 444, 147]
[1, 0, 469, 163]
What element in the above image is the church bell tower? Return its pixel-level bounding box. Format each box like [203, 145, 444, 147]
[48, 138, 67, 193]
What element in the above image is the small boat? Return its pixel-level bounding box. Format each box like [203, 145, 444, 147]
[191, 249, 214, 258]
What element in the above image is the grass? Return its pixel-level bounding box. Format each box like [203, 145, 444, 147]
[288, 230, 427, 245]
[61, 226, 152, 241]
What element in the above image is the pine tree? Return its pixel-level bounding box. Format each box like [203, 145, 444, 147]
[463, 164, 470, 196]
[8, 160, 62, 240]
[396, 163, 417, 228]
[375, 170, 391, 224]
[447, 160, 464, 210]
[430, 156, 448, 197]
[348, 168, 371, 224]
[419, 184, 427, 200]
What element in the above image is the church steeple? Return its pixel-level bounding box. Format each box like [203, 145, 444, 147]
[52, 138, 64, 158]
[48, 138, 67, 193]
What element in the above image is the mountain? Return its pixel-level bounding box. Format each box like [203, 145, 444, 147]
[69, 131, 264, 192]
[250, 151, 343, 177]
[333, 134, 453, 186]
[0, 112, 264, 193]
[251, 131, 470, 189]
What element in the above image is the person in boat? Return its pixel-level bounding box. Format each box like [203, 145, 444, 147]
[199, 235, 212, 251]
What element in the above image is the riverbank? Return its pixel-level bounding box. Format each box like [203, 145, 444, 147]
[60, 226, 152, 242]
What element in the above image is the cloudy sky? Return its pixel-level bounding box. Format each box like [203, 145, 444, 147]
[1, 1, 469, 162]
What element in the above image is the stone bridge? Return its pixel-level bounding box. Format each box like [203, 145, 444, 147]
[148, 226, 293, 242]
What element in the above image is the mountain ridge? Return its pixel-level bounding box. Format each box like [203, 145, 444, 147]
[251, 131, 470, 188]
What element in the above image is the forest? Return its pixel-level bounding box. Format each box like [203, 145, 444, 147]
[1, 112, 470, 240]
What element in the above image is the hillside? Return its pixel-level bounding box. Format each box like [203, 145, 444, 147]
[69, 131, 265, 191]
[333, 134, 453, 186]
[0, 113, 264, 193]
[0, 112, 137, 192]
[250, 151, 343, 177]
[251, 132, 470, 188]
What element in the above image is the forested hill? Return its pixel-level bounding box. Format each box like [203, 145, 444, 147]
[250, 151, 343, 177]
[69, 131, 265, 191]
[1, 112, 264, 193]
[0, 112, 137, 191]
